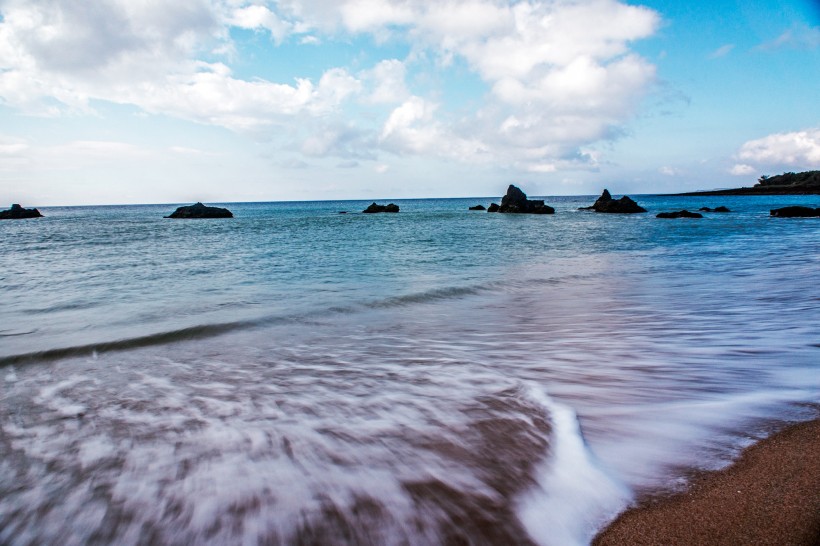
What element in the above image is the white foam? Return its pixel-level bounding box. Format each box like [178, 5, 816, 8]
[517, 386, 632, 546]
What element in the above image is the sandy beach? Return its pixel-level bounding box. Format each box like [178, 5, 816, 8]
[594, 418, 820, 546]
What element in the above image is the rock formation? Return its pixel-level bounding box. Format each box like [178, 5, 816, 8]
[494, 185, 554, 214]
[487, 203, 500, 212]
[165, 202, 233, 219]
[699, 206, 731, 212]
[656, 210, 703, 219]
[581, 189, 646, 213]
[363, 202, 399, 213]
[469, 205, 486, 211]
[0, 204, 43, 219]
[769, 206, 820, 218]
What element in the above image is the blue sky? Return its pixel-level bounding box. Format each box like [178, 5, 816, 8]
[0, 0, 818, 205]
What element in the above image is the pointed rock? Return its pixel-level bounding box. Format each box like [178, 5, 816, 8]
[496, 185, 554, 214]
[581, 189, 646, 213]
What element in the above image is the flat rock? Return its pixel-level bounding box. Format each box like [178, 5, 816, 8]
[362, 202, 399, 213]
[496, 185, 555, 214]
[699, 206, 731, 212]
[469, 204, 486, 211]
[165, 202, 233, 219]
[657, 210, 703, 219]
[581, 189, 646, 213]
[770, 206, 820, 217]
[0, 204, 43, 219]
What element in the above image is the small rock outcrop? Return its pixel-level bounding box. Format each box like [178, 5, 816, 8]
[469, 205, 486, 211]
[770, 206, 820, 218]
[487, 203, 500, 212]
[699, 206, 731, 212]
[495, 185, 554, 214]
[656, 210, 703, 219]
[581, 189, 646, 213]
[0, 204, 43, 219]
[165, 202, 233, 219]
[363, 202, 399, 213]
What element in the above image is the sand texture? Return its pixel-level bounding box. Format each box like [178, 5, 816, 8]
[594, 418, 820, 546]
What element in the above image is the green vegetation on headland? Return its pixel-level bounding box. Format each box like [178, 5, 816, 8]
[676, 170, 820, 195]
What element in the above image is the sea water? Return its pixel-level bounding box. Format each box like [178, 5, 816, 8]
[1, 194, 818, 545]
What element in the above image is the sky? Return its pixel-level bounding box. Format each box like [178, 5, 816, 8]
[0, 0, 818, 206]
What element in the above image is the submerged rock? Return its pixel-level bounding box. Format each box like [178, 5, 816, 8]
[581, 189, 646, 213]
[496, 185, 555, 214]
[363, 202, 399, 213]
[0, 204, 43, 219]
[699, 206, 731, 212]
[656, 210, 703, 219]
[487, 203, 500, 212]
[469, 204, 486, 211]
[770, 206, 820, 218]
[165, 202, 233, 219]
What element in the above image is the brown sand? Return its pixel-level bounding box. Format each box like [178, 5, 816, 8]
[594, 418, 820, 546]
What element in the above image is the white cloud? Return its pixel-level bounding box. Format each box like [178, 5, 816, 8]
[758, 24, 820, 50]
[0, 0, 661, 173]
[379, 96, 489, 161]
[169, 146, 208, 155]
[228, 5, 293, 44]
[337, 0, 415, 33]
[708, 44, 734, 59]
[729, 164, 755, 176]
[736, 128, 820, 168]
[659, 166, 681, 176]
[0, 138, 28, 156]
[361, 59, 409, 104]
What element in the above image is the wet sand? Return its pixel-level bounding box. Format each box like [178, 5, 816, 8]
[594, 418, 820, 546]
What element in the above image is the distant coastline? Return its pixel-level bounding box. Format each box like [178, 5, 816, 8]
[673, 170, 820, 196]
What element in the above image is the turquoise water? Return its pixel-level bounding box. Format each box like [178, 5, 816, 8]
[1, 194, 818, 545]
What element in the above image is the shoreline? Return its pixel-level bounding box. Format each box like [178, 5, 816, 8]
[671, 188, 820, 196]
[593, 417, 820, 545]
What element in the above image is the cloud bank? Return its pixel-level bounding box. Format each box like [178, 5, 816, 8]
[730, 128, 820, 175]
[0, 0, 660, 173]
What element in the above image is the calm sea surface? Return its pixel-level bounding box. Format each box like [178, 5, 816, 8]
[1, 194, 818, 545]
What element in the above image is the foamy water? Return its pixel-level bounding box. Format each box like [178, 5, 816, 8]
[1, 196, 818, 544]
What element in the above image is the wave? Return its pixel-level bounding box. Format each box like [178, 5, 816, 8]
[0, 281, 498, 366]
[0, 273, 585, 367]
[365, 284, 495, 308]
[515, 384, 631, 546]
[0, 321, 255, 367]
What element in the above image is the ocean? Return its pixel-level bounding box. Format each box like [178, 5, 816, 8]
[1, 194, 818, 545]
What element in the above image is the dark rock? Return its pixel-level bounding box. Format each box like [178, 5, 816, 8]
[656, 210, 703, 219]
[699, 206, 731, 212]
[165, 202, 233, 219]
[487, 203, 500, 212]
[469, 204, 486, 211]
[770, 206, 820, 218]
[0, 204, 43, 219]
[581, 189, 646, 213]
[338, 211, 348, 214]
[362, 202, 399, 213]
[496, 185, 555, 214]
